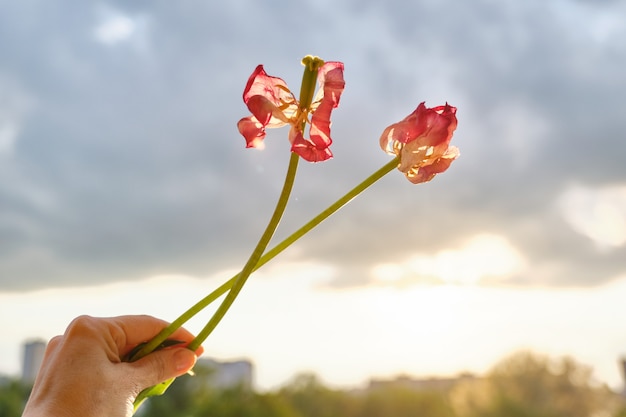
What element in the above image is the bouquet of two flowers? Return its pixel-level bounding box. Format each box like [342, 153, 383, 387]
[127, 55, 459, 411]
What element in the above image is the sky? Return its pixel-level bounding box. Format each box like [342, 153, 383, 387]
[1, 0, 626, 391]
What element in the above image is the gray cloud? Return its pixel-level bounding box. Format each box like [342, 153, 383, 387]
[1, 0, 625, 291]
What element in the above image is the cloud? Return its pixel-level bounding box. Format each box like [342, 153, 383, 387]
[0, 123, 19, 154]
[1, 0, 625, 291]
[0, 76, 34, 156]
[94, 15, 135, 45]
[371, 234, 527, 286]
[559, 184, 626, 249]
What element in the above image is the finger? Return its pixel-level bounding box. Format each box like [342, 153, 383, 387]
[107, 315, 197, 350]
[126, 347, 198, 391]
[43, 335, 63, 356]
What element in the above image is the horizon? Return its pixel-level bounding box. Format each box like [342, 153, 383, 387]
[5, 330, 626, 394]
[3, 271, 626, 392]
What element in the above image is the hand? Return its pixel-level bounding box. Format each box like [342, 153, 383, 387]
[22, 315, 202, 417]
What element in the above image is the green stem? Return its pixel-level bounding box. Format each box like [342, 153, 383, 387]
[132, 156, 399, 359]
[186, 152, 300, 351]
[260, 157, 398, 262]
[298, 55, 324, 112]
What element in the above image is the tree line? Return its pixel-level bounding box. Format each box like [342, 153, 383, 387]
[2, 351, 625, 417]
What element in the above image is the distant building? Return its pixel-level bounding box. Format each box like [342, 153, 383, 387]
[0, 375, 11, 387]
[367, 372, 477, 393]
[22, 339, 46, 384]
[195, 358, 254, 390]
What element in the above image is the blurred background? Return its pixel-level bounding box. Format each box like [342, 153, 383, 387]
[1, 0, 626, 415]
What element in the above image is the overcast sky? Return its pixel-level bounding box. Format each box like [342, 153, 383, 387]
[1, 0, 626, 391]
[2, 0, 625, 291]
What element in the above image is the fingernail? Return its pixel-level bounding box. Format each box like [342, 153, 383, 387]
[174, 349, 197, 372]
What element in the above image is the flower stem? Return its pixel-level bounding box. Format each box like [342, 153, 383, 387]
[185, 152, 300, 351]
[261, 156, 399, 266]
[132, 156, 399, 359]
[298, 55, 324, 113]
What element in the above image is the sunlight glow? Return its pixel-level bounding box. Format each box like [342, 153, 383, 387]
[3, 267, 626, 391]
[371, 233, 526, 285]
[559, 184, 626, 249]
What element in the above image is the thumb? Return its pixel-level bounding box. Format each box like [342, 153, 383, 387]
[128, 348, 197, 390]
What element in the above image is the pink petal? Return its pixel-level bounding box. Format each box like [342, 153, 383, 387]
[289, 128, 333, 162]
[380, 102, 459, 184]
[380, 102, 457, 151]
[308, 62, 345, 150]
[404, 146, 460, 184]
[243, 65, 295, 127]
[237, 116, 266, 148]
[424, 103, 457, 147]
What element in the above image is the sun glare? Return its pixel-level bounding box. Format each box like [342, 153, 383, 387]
[559, 184, 626, 249]
[371, 234, 526, 286]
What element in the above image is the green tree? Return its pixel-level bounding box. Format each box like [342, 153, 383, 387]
[0, 379, 31, 417]
[356, 384, 455, 417]
[450, 351, 622, 417]
[142, 364, 299, 417]
[191, 386, 300, 417]
[279, 373, 359, 417]
[614, 406, 626, 417]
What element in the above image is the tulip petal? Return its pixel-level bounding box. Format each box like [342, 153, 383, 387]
[289, 128, 333, 162]
[237, 116, 266, 149]
[243, 65, 296, 128]
[381, 102, 459, 184]
[237, 60, 344, 163]
[425, 103, 458, 146]
[308, 62, 345, 150]
[291, 62, 344, 162]
[404, 146, 460, 184]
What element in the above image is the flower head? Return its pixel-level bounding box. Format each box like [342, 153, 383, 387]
[380, 102, 459, 184]
[237, 56, 345, 162]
